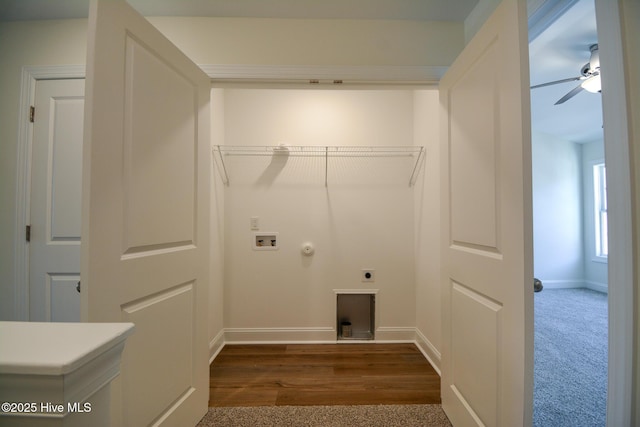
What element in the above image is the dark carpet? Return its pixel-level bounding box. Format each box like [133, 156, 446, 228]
[196, 405, 452, 426]
[534, 288, 608, 427]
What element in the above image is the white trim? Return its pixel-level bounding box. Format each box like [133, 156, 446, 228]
[537, 280, 608, 293]
[595, 1, 634, 425]
[208, 329, 225, 364]
[374, 326, 416, 342]
[224, 327, 336, 333]
[539, 279, 585, 290]
[220, 340, 338, 347]
[201, 64, 446, 85]
[224, 326, 336, 343]
[585, 281, 608, 294]
[586, 158, 606, 259]
[592, 161, 608, 258]
[415, 328, 441, 375]
[14, 65, 85, 321]
[223, 326, 421, 344]
[527, 0, 580, 42]
[333, 288, 379, 294]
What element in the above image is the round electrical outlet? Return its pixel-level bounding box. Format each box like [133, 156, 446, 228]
[361, 269, 375, 282]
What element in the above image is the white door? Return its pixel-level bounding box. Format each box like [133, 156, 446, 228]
[439, 1, 533, 426]
[82, 0, 210, 426]
[29, 79, 84, 322]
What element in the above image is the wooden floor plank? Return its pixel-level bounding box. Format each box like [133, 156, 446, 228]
[208, 343, 441, 407]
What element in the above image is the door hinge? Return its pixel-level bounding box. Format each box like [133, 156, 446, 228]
[29, 106, 35, 123]
[26, 225, 31, 242]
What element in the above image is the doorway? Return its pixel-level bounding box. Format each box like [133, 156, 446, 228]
[530, 133, 608, 426]
[528, 0, 608, 424]
[28, 78, 84, 322]
[14, 65, 85, 321]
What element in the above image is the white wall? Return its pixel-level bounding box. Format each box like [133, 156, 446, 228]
[220, 88, 424, 342]
[532, 131, 584, 288]
[148, 17, 463, 67]
[413, 90, 442, 370]
[532, 131, 609, 292]
[209, 89, 226, 358]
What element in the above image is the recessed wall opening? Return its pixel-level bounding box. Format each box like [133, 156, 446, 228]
[336, 293, 375, 341]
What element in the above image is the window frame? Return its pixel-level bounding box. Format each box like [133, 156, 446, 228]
[593, 162, 608, 259]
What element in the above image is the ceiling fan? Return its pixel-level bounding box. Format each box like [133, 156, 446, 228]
[531, 43, 601, 105]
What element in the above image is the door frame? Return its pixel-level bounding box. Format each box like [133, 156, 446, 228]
[528, 0, 633, 424]
[594, 1, 634, 425]
[13, 2, 633, 420]
[14, 65, 85, 321]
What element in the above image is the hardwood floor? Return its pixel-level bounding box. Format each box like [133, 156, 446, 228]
[208, 343, 441, 407]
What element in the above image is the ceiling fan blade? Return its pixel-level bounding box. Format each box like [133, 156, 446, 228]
[554, 83, 585, 105]
[530, 76, 582, 89]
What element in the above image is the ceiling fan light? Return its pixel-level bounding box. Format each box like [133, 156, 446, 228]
[589, 44, 600, 71]
[581, 74, 601, 93]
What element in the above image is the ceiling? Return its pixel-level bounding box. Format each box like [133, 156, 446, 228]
[0, 0, 478, 22]
[1, 0, 600, 143]
[528, 0, 602, 143]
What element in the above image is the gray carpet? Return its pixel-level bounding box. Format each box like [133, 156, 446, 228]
[197, 405, 452, 426]
[534, 288, 608, 427]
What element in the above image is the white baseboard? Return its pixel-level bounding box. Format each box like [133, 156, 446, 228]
[224, 327, 336, 343]
[537, 279, 608, 294]
[585, 281, 609, 294]
[415, 329, 441, 375]
[538, 279, 585, 290]
[374, 326, 417, 342]
[222, 326, 421, 344]
[208, 329, 225, 364]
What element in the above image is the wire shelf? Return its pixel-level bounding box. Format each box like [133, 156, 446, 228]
[216, 145, 421, 156]
[212, 145, 425, 186]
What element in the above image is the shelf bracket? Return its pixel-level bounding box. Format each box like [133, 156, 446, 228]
[325, 146, 329, 187]
[213, 145, 230, 185]
[408, 146, 425, 187]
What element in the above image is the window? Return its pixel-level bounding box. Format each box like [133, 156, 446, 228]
[593, 163, 608, 257]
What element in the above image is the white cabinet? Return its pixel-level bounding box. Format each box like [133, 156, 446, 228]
[0, 322, 134, 426]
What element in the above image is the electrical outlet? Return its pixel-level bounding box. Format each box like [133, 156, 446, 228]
[361, 269, 375, 282]
[250, 216, 259, 230]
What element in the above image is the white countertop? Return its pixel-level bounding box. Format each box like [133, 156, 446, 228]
[0, 321, 135, 376]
